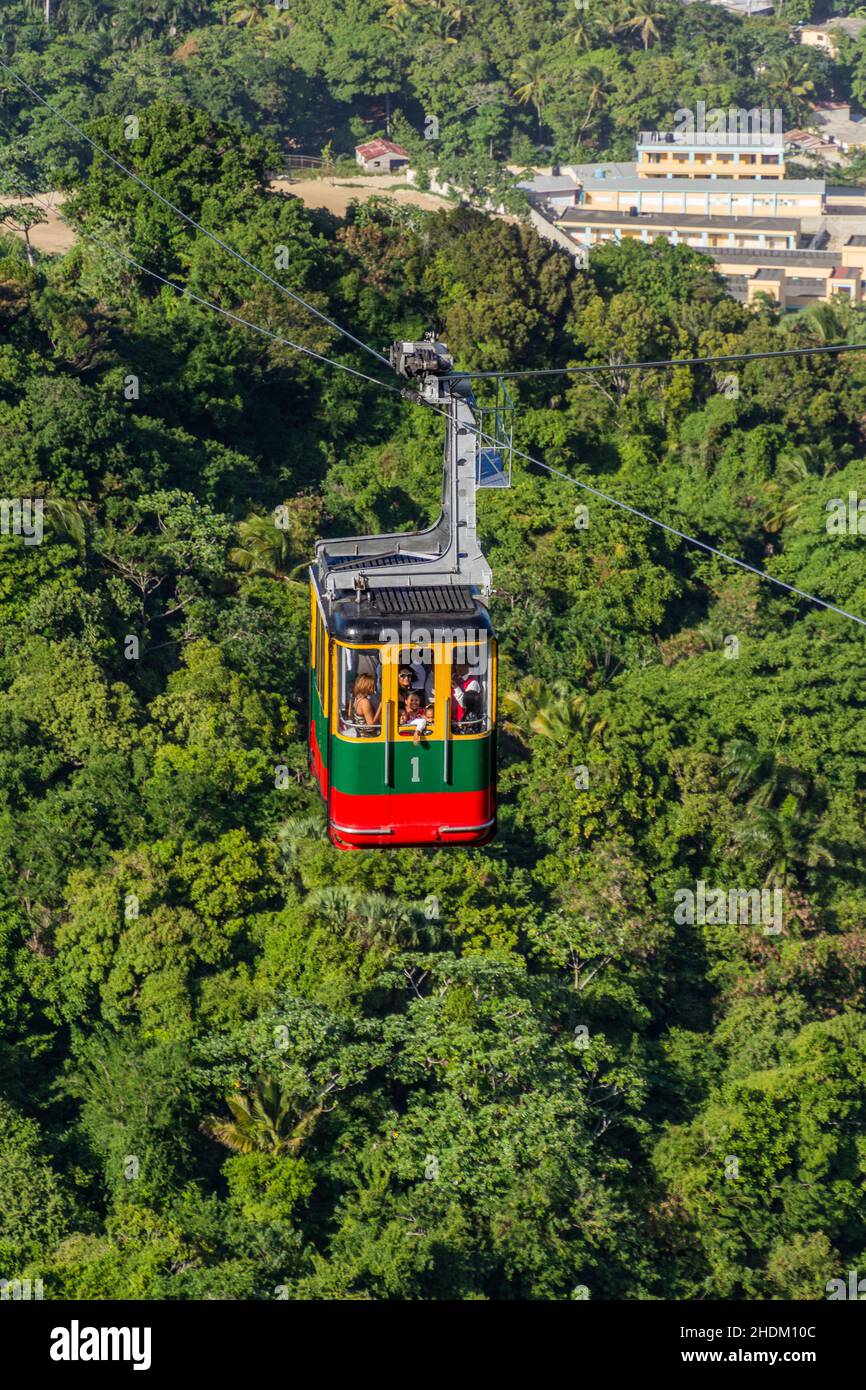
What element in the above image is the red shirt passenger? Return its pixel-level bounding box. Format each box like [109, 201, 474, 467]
[451, 665, 482, 726]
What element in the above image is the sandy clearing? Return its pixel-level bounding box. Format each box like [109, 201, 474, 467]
[270, 175, 452, 217]
[1, 193, 76, 255]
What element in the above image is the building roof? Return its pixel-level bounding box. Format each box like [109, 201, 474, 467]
[558, 208, 801, 232]
[680, 0, 774, 11]
[713, 248, 840, 267]
[785, 129, 840, 151]
[355, 139, 410, 161]
[517, 163, 636, 194]
[800, 16, 866, 35]
[518, 175, 581, 194]
[637, 129, 784, 150]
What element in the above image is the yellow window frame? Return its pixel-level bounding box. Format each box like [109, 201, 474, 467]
[333, 641, 390, 744]
[330, 637, 496, 743]
[439, 636, 496, 741]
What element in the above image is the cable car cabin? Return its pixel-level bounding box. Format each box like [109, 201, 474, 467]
[308, 334, 510, 850]
[309, 577, 497, 849]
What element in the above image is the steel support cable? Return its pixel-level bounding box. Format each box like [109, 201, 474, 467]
[15, 186, 401, 392]
[445, 341, 866, 380]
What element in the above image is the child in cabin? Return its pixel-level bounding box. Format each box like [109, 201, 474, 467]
[399, 688, 432, 746]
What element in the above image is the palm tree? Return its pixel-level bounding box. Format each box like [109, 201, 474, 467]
[306, 885, 439, 949]
[575, 65, 610, 142]
[44, 497, 88, 554]
[721, 737, 778, 803]
[111, 0, 155, 48]
[511, 53, 550, 137]
[384, 0, 415, 29]
[58, 0, 110, 30]
[617, 0, 664, 50]
[25, 0, 55, 23]
[568, 11, 598, 49]
[764, 55, 816, 126]
[273, 816, 329, 871]
[720, 737, 808, 809]
[443, 0, 472, 37]
[790, 299, 851, 345]
[205, 1076, 325, 1156]
[502, 679, 607, 748]
[775, 441, 839, 484]
[229, 512, 297, 580]
[229, 0, 291, 27]
[734, 799, 835, 890]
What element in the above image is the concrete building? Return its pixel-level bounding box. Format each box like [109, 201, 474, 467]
[520, 121, 865, 312]
[556, 207, 800, 252]
[842, 233, 866, 272]
[810, 102, 866, 152]
[798, 16, 866, 58]
[746, 260, 861, 308]
[354, 139, 410, 173]
[748, 267, 788, 308]
[636, 129, 786, 180]
[579, 174, 826, 219]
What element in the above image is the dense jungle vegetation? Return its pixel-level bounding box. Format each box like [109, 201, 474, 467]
[5, 0, 866, 195]
[2, 2, 866, 1302]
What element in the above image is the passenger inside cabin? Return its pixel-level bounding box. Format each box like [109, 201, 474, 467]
[397, 665, 415, 707]
[399, 661, 434, 704]
[399, 689, 432, 745]
[458, 686, 483, 731]
[451, 663, 483, 730]
[347, 673, 380, 735]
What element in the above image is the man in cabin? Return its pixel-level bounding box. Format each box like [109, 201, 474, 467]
[451, 663, 483, 728]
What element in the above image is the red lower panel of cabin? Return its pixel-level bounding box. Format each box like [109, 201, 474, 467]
[328, 787, 495, 849]
[309, 722, 328, 797]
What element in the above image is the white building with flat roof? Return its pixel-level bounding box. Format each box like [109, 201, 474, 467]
[637, 128, 786, 179]
[580, 174, 825, 218]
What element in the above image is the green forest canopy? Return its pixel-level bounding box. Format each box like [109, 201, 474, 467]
[6, 0, 866, 195]
[1, 8, 866, 1302]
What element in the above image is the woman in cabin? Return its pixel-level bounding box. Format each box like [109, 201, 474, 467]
[347, 673, 381, 736]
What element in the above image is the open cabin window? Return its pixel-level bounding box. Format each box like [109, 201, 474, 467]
[449, 639, 492, 737]
[395, 645, 436, 738]
[338, 644, 383, 739]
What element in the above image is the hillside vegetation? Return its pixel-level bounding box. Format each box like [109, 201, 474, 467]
[1, 7, 866, 1301]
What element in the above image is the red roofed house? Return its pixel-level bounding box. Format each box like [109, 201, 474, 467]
[355, 138, 411, 173]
